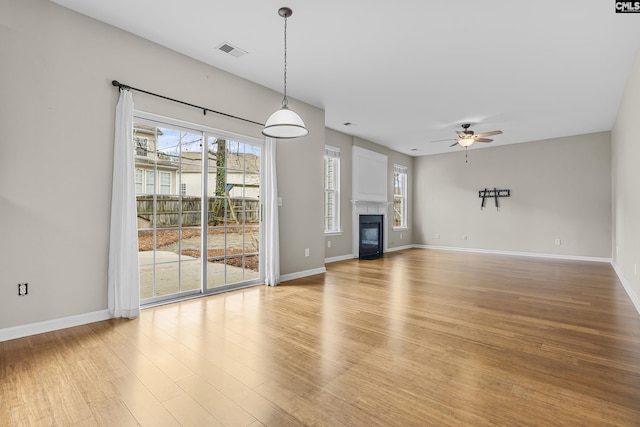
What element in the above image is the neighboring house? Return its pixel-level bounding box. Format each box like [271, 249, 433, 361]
[133, 124, 260, 199]
[133, 125, 179, 196]
[180, 151, 261, 199]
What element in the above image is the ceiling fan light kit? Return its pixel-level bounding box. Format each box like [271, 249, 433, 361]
[458, 136, 475, 147]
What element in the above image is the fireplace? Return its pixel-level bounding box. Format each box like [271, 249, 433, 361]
[359, 215, 383, 259]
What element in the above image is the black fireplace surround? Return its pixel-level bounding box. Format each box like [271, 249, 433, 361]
[359, 215, 383, 259]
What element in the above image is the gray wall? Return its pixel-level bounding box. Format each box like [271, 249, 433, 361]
[0, 0, 325, 329]
[413, 132, 612, 258]
[612, 47, 640, 304]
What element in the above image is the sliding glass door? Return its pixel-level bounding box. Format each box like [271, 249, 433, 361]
[205, 137, 261, 291]
[134, 114, 263, 304]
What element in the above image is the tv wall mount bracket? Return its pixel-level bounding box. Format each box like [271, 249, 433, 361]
[479, 188, 511, 210]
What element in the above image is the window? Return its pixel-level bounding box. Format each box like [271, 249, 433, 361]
[134, 136, 149, 157]
[324, 146, 340, 233]
[159, 171, 171, 194]
[145, 170, 154, 194]
[181, 183, 187, 196]
[134, 168, 154, 195]
[134, 169, 172, 195]
[135, 168, 143, 194]
[393, 165, 407, 229]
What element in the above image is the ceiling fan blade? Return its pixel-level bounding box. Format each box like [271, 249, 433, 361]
[431, 138, 456, 143]
[450, 141, 459, 147]
[475, 130, 502, 138]
[476, 138, 493, 143]
[455, 131, 467, 138]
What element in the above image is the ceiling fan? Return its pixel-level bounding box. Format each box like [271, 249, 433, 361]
[449, 123, 503, 148]
[431, 123, 503, 162]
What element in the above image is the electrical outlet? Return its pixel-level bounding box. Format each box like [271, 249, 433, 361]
[304, 248, 310, 257]
[400, 233, 403, 239]
[463, 235, 468, 241]
[436, 233, 440, 239]
[18, 283, 28, 296]
[327, 240, 331, 248]
[554, 239, 561, 246]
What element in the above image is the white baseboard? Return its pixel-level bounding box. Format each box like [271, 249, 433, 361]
[325, 254, 355, 264]
[0, 309, 111, 342]
[611, 262, 640, 315]
[280, 267, 327, 282]
[385, 245, 413, 253]
[414, 245, 612, 263]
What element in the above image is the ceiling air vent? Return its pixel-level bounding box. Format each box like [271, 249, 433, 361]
[217, 42, 248, 58]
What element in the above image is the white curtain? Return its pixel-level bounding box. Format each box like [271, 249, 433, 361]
[264, 137, 280, 286]
[108, 89, 140, 318]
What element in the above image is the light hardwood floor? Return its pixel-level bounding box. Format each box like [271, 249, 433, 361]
[2, 249, 640, 426]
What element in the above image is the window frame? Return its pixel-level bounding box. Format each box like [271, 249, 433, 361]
[324, 145, 341, 234]
[393, 164, 408, 230]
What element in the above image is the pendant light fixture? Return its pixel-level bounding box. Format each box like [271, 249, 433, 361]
[262, 7, 309, 139]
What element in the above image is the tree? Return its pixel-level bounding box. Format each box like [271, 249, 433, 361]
[211, 139, 226, 225]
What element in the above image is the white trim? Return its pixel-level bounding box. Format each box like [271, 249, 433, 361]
[611, 262, 640, 315]
[386, 244, 413, 252]
[0, 310, 111, 342]
[281, 267, 327, 282]
[325, 254, 355, 264]
[413, 245, 612, 263]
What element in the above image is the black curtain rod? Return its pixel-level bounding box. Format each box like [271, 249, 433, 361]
[111, 80, 264, 127]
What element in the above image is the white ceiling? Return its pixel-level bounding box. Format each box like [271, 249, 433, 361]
[52, 0, 640, 156]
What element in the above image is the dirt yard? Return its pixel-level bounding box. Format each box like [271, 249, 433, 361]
[138, 225, 260, 271]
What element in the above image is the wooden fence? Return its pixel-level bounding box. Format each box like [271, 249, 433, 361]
[137, 195, 259, 227]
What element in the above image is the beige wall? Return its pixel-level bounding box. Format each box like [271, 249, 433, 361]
[612, 47, 640, 305]
[0, 0, 324, 329]
[413, 133, 612, 258]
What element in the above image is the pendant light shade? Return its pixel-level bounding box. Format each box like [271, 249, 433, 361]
[264, 106, 309, 138]
[262, 7, 308, 139]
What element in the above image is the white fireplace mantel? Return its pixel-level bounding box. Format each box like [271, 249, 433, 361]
[351, 199, 391, 215]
